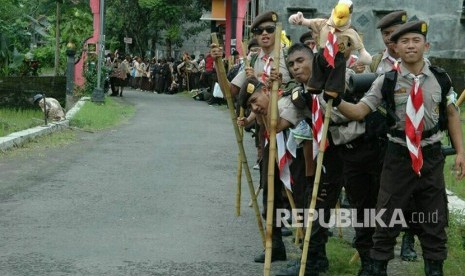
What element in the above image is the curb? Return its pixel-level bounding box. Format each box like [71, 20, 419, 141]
[0, 97, 90, 152]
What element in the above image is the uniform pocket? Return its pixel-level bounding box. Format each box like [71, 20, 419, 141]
[394, 93, 409, 123]
[431, 93, 442, 121]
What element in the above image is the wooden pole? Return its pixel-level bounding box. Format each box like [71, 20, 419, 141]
[236, 108, 245, 216]
[350, 251, 360, 264]
[264, 22, 283, 276]
[210, 33, 266, 246]
[299, 99, 333, 276]
[249, 186, 262, 207]
[283, 188, 303, 245]
[235, 40, 249, 217]
[456, 89, 465, 107]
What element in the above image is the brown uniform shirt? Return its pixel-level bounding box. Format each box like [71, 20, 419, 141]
[361, 62, 453, 146]
[38, 98, 65, 121]
[231, 48, 291, 88]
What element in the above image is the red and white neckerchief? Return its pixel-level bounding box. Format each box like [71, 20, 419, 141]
[405, 74, 424, 176]
[311, 95, 328, 159]
[323, 29, 339, 68]
[277, 132, 293, 191]
[261, 55, 273, 84]
[263, 130, 293, 191]
[385, 56, 400, 71]
[346, 54, 358, 68]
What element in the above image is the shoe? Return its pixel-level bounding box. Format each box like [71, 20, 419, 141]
[371, 259, 388, 276]
[282, 227, 293, 237]
[357, 251, 372, 276]
[400, 232, 417, 261]
[254, 244, 286, 263]
[253, 163, 260, 170]
[424, 259, 443, 276]
[275, 260, 319, 276]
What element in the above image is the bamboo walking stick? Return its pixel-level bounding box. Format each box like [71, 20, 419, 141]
[210, 33, 266, 246]
[350, 251, 360, 264]
[299, 99, 334, 276]
[249, 185, 262, 207]
[456, 89, 465, 107]
[236, 107, 245, 216]
[235, 40, 250, 216]
[264, 22, 283, 276]
[283, 188, 303, 245]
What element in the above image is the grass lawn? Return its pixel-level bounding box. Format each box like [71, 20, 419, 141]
[69, 97, 134, 130]
[325, 212, 465, 275]
[444, 108, 465, 199]
[0, 108, 44, 136]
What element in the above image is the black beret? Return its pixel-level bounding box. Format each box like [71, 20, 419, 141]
[299, 31, 314, 43]
[390, 20, 428, 42]
[251, 11, 278, 31]
[376, 10, 407, 29]
[248, 38, 259, 50]
[238, 77, 262, 109]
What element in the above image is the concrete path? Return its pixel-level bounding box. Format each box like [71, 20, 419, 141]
[0, 90, 270, 275]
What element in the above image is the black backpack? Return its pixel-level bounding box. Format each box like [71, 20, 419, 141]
[365, 65, 452, 141]
[227, 63, 242, 81]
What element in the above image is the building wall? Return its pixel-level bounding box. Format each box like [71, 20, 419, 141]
[260, 0, 465, 59]
[259, 0, 465, 91]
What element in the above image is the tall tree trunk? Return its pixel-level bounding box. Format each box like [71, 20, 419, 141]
[166, 39, 172, 59]
[54, 0, 61, 76]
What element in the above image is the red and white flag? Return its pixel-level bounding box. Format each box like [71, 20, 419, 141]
[312, 95, 328, 159]
[405, 75, 424, 176]
[323, 30, 338, 68]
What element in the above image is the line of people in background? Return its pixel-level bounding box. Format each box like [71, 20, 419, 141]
[103, 51, 219, 97]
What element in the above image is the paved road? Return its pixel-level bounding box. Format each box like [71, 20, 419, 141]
[0, 90, 278, 275]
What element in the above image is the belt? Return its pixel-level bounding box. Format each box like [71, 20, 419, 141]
[387, 141, 442, 157]
[389, 124, 440, 140]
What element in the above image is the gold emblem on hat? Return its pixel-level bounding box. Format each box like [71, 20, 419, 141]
[247, 83, 255, 94]
[421, 23, 427, 33]
[272, 13, 277, 22]
[401, 15, 407, 23]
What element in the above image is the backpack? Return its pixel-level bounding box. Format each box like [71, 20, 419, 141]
[365, 65, 452, 141]
[369, 52, 383, 73]
[227, 63, 242, 81]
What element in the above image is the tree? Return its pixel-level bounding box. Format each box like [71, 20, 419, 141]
[0, 0, 92, 76]
[105, 0, 210, 58]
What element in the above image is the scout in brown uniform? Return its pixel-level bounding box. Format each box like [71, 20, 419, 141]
[237, 76, 310, 264]
[299, 31, 318, 54]
[369, 10, 419, 262]
[276, 43, 345, 276]
[369, 11, 407, 74]
[325, 21, 465, 276]
[212, 11, 293, 263]
[33, 94, 65, 121]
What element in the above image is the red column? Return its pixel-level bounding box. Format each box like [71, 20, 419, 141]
[74, 0, 100, 87]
